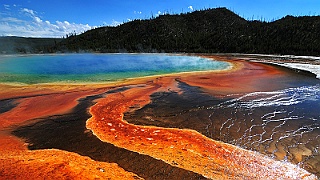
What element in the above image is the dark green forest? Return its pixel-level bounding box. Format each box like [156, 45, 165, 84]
[2, 8, 320, 56]
[55, 8, 320, 56]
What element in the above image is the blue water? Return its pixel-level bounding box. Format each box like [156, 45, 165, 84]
[0, 54, 230, 84]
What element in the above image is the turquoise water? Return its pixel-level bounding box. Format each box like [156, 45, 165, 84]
[0, 54, 230, 84]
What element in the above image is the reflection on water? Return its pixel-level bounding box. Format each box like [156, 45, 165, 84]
[125, 82, 320, 176]
[210, 84, 320, 175]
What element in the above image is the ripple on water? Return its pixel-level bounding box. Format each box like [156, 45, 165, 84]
[209, 84, 320, 176]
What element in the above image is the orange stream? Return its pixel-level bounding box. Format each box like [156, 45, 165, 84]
[86, 75, 315, 179]
[0, 55, 317, 179]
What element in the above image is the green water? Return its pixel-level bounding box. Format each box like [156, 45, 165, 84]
[0, 53, 230, 84]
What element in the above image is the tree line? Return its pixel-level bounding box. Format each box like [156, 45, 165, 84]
[41, 8, 320, 56]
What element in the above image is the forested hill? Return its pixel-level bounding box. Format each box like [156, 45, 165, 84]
[56, 7, 320, 56]
[0, 36, 62, 54]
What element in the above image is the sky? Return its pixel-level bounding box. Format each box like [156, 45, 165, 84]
[1, 0, 319, 38]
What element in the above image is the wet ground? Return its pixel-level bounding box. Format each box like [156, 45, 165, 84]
[1, 55, 319, 179]
[125, 80, 320, 176]
[13, 88, 207, 179]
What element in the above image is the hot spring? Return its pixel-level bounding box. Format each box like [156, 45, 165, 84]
[1, 53, 319, 178]
[0, 53, 230, 84]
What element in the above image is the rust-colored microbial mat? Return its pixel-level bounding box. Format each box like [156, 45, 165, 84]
[0, 55, 318, 179]
[86, 78, 316, 179]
